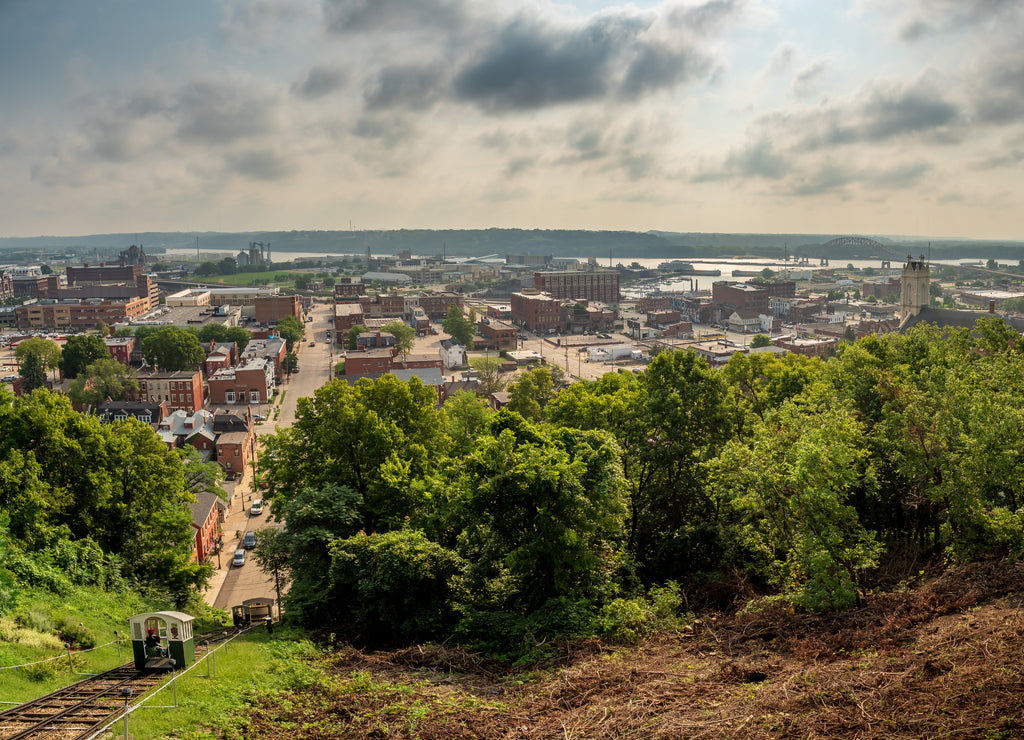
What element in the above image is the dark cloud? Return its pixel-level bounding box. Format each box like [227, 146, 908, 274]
[224, 149, 294, 180]
[503, 156, 535, 177]
[453, 14, 642, 110]
[451, 2, 731, 112]
[789, 77, 963, 149]
[352, 114, 415, 147]
[788, 159, 931, 197]
[323, 0, 468, 33]
[622, 44, 707, 98]
[174, 82, 277, 144]
[364, 65, 445, 110]
[293, 66, 348, 99]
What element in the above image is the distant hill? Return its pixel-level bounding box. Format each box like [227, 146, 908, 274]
[2, 229, 1023, 261]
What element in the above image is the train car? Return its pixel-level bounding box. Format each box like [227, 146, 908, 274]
[129, 611, 195, 670]
[231, 597, 275, 627]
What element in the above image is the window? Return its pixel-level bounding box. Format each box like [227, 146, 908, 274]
[250, 390, 259, 402]
[234, 449, 239, 456]
[226, 391, 235, 403]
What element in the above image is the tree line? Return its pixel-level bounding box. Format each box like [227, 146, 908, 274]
[254, 317, 1024, 654]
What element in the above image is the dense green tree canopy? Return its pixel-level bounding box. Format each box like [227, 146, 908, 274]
[276, 315, 304, 350]
[67, 358, 138, 407]
[141, 326, 206, 371]
[60, 334, 109, 379]
[346, 324, 369, 351]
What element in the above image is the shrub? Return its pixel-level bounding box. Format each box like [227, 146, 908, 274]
[54, 618, 97, 649]
[595, 582, 689, 643]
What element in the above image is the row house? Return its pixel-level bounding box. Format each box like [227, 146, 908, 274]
[356, 331, 396, 350]
[334, 302, 366, 336]
[204, 341, 238, 376]
[136, 370, 204, 414]
[238, 337, 286, 382]
[189, 492, 224, 564]
[637, 295, 672, 313]
[104, 336, 137, 367]
[157, 409, 216, 451]
[207, 357, 275, 405]
[93, 400, 169, 429]
[214, 410, 257, 479]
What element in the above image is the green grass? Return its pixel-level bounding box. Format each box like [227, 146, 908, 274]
[109, 628, 327, 740]
[0, 586, 232, 704]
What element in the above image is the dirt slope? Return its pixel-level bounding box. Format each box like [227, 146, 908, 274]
[244, 561, 1024, 739]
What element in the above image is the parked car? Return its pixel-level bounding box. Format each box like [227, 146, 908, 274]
[242, 531, 257, 549]
[310, 341, 316, 347]
[250, 499, 263, 516]
[1, 375, 18, 383]
[232, 549, 246, 567]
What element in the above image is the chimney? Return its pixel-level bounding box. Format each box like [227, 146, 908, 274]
[990, 300, 996, 314]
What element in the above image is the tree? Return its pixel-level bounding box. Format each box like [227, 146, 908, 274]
[251, 527, 292, 621]
[443, 303, 475, 348]
[276, 315, 304, 350]
[454, 413, 627, 617]
[470, 356, 507, 397]
[260, 375, 442, 533]
[750, 333, 771, 348]
[382, 321, 415, 360]
[196, 324, 251, 352]
[95, 321, 110, 337]
[60, 334, 109, 379]
[67, 358, 138, 406]
[347, 324, 369, 351]
[218, 256, 237, 275]
[506, 367, 556, 421]
[15, 337, 61, 379]
[141, 327, 206, 371]
[19, 353, 47, 393]
[282, 352, 299, 376]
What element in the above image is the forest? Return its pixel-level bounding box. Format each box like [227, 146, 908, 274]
[254, 317, 1024, 655]
[2, 318, 1023, 660]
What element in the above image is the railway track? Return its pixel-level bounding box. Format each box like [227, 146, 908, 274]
[0, 636, 227, 740]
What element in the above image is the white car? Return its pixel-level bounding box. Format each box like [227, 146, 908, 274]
[1, 375, 18, 383]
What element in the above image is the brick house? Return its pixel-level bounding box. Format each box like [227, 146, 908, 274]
[255, 294, 301, 323]
[157, 409, 216, 451]
[334, 302, 366, 337]
[104, 337, 137, 367]
[345, 348, 394, 376]
[207, 357, 275, 405]
[188, 491, 224, 563]
[214, 410, 257, 479]
[511, 291, 562, 332]
[135, 370, 204, 414]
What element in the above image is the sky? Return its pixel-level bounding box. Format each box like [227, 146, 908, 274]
[1, 0, 1022, 240]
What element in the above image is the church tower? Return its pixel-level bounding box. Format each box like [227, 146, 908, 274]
[900, 254, 930, 321]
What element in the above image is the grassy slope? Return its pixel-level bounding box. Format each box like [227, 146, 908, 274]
[5, 562, 1023, 739]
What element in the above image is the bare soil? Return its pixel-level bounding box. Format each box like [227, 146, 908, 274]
[244, 560, 1024, 739]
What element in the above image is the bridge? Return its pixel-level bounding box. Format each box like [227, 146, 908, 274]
[820, 236, 890, 253]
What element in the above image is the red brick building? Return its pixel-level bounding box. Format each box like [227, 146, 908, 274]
[135, 370, 204, 413]
[105, 336, 137, 367]
[637, 295, 672, 313]
[345, 348, 395, 376]
[334, 302, 366, 336]
[477, 319, 517, 350]
[418, 292, 463, 319]
[16, 297, 150, 331]
[207, 357, 275, 405]
[189, 492, 224, 563]
[511, 291, 562, 332]
[255, 294, 302, 324]
[534, 270, 619, 305]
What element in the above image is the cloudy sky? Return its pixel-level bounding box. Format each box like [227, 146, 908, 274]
[1, 0, 1022, 239]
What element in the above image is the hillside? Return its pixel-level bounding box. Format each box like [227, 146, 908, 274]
[240, 560, 1024, 739]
